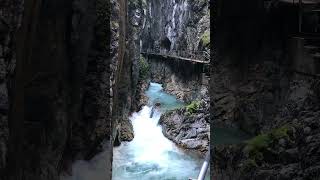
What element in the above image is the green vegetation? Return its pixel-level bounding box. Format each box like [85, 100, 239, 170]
[270, 125, 290, 139]
[200, 31, 210, 47]
[186, 101, 201, 114]
[139, 55, 149, 79]
[244, 134, 272, 158]
[243, 125, 291, 163]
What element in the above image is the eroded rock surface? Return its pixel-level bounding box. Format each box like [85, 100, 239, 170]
[160, 96, 210, 155]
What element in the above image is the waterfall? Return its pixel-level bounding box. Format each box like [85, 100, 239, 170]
[166, 0, 188, 51]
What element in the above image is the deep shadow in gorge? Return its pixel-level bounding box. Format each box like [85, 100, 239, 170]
[212, 0, 320, 179]
[1, 0, 113, 179]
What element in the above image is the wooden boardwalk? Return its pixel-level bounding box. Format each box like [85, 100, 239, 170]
[141, 50, 210, 64]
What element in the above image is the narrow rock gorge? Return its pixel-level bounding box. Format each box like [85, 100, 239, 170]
[2, 0, 320, 180]
[0, 0, 211, 180]
[112, 0, 211, 179]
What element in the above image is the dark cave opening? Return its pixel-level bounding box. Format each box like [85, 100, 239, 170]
[160, 37, 172, 51]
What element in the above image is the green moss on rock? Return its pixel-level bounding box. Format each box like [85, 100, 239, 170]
[139, 55, 149, 79]
[200, 31, 210, 47]
[244, 134, 271, 156]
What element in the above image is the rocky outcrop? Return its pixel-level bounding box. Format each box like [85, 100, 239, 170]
[159, 97, 210, 155]
[214, 81, 320, 179]
[148, 57, 208, 102]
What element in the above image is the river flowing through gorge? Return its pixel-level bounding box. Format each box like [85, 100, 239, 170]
[112, 83, 209, 179]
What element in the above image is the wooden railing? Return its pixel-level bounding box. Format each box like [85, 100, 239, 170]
[141, 49, 210, 63]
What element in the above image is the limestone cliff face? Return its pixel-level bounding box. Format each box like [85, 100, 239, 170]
[212, 0, 320, 179]
[142, 0, 210, 52]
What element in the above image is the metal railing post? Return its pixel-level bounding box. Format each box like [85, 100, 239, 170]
[197, 151, 210, 180]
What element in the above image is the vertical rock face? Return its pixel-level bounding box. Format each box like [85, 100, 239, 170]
[212, 0, 320, 179]
[142, 0, 210, 52]
[212, 0, 294, 134]
[3, 0, 114, 179]
[111, 0, 144, 144]
[8, 1, 74, 179]
[65, 0, 111, 164]
[0, 0, 23, 177]
[0, 0, 145, 179]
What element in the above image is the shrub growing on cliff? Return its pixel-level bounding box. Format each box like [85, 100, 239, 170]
[244, 134, 271, 157]
[244, 125, 291, 162]
[186, 101, 201, 114]
[139, 55, 149, 79]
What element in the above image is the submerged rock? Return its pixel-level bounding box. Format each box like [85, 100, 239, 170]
[124, 162, 161, 174]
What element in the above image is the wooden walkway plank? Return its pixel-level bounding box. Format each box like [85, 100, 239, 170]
[141, 51, 210, 64]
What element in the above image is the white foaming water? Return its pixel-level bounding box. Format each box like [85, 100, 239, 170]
[126, 106, 174, 163]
